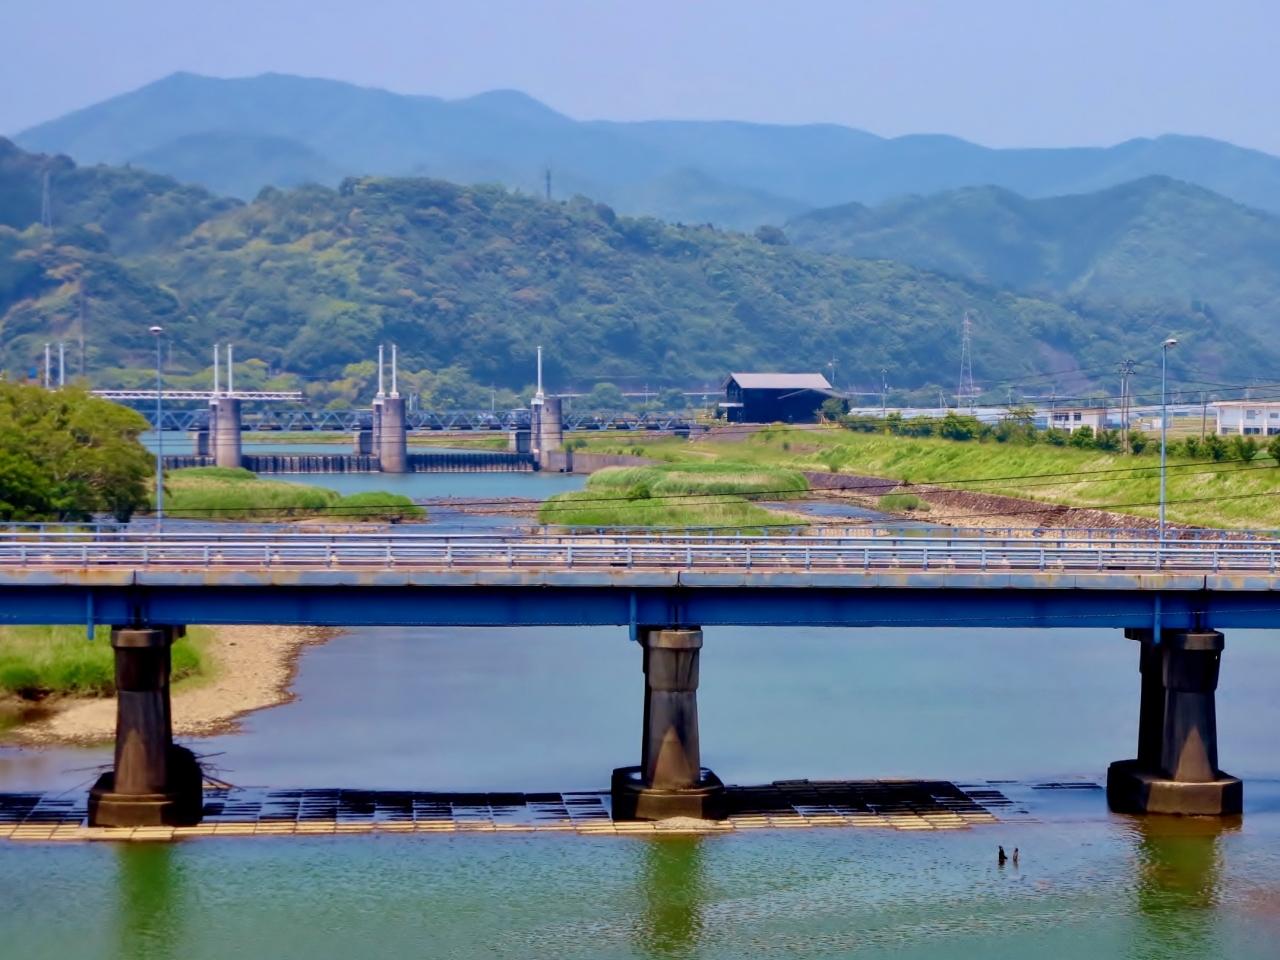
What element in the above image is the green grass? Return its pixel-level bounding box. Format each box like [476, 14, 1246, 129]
[161, 467, 424, 521]
[540, 462, 808, 529]
[0, 625, 208, 700]
[879, 493, 930, 513]
[574, 425, 1280, 530]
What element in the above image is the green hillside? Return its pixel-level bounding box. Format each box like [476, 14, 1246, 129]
[0, 137, 238, 255]
[785, 177, 1280, 343]
[18, 72, 1280, 227]
[0, 139, 1272, 396]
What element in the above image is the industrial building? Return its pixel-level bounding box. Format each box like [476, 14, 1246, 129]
[720, 372, 836, 423]
[1047, 406, 1109, 433]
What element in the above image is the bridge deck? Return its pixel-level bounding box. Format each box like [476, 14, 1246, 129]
[3, 533, 1280, 628]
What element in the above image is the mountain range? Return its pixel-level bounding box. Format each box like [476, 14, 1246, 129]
[6, 136, 1261, 396]
[16, 72, 1280, 230]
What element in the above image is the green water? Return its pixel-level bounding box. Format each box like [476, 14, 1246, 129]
[3, 625, 1280, 957]
[3, 812, 1278, 960]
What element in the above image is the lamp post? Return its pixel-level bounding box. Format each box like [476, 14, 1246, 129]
[149, 325, 165, 528]
[1159, 337, 1178, 541]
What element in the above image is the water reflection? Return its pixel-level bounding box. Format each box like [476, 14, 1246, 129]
[114, 843, 181, 960]
[1129, 814, 1240, 955]
[635, 836, 705, 958]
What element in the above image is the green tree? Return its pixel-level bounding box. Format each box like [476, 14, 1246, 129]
[820, 396, 847, 421]
[1230, 435, 1260, 462]
[1268, 434, 1280, 465]
[0, 382, 152, 521]
[1067, 426, 1096, 449]
[584, 382, 627, 410]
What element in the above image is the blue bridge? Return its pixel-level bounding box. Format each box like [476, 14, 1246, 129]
[0, 529, 1262, 826]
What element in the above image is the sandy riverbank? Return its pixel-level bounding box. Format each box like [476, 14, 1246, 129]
[5, 624, 333, 746]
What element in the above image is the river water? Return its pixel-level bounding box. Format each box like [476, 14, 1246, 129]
[3, 461, 1279, 958]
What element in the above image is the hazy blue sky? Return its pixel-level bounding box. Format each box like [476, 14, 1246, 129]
[3, 0, 1278, 153]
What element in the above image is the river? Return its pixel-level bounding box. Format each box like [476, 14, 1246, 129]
[3, 459, 1279, 958]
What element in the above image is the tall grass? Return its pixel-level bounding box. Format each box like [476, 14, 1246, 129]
[540, 462, 808, 529]
[581, 426, 1280, 530]
[163, 467, 423, 521]
[0, 625, 207, 699]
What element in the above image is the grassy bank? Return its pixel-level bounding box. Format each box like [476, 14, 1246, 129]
[572, 426, 1280, 530]
[162, 467, 425, 521]
[540, 462, 807, 529]
[0, 625, 208, 701]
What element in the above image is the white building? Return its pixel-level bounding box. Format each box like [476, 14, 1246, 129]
[1047, 406, 1108, 433]
[1212, 401, 1280, 436]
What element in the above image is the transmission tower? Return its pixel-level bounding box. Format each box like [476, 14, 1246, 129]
[956, 311, 977, 412]
[40, 168, 52, 229]
[1117, 358, 1137, 452]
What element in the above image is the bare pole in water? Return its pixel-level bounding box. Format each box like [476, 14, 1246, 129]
[213, 344, 220, 395]
[391, 343, 398, 397]
[227, 343, 234, 396]
[377, 344, 385, 397]
[536, 345, 544, 400]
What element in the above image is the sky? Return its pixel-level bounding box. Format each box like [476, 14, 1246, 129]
[3, 0, 1279, 154]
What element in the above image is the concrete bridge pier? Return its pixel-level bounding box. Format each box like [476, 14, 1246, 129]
[374, 396, 408, 473]
[209, 396, 243, 469]
[612, 627, 726, 820]
[1108, 628, 1242, 816]
[88, 627, 203, 827]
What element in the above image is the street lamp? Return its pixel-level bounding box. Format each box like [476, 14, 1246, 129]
[149, 325, 165, 528]
[1159, 337, 1178, 540]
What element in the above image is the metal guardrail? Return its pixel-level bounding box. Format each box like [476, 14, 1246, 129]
[1, 532, 1277, 574]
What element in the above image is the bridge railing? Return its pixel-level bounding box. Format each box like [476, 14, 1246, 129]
[1, 533, 1277, 574]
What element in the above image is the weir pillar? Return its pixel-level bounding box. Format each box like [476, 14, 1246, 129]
[1108, 628, 1242, 816]
[88, 627, 203, 827]
[208, 396, 243, 469]
[374, 396, 408, 473]
[612, 627, 726, 820]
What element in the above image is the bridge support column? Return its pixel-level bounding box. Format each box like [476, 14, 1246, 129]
[1108, 628, 1242, 816]
[88, 627, 203, 827]
[374, 396, 408, 473]
[209, 396, 242, 469]
[612, 627, 725, 821]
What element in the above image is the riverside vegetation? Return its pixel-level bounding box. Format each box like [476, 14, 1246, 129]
[164, 467, 424, 521]
[540, 462, 808, 529]
[573, 421, 1280, 530]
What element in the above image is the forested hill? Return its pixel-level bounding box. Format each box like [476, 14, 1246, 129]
[0, 137, 238, 255]
[17, 72, 1280, 227]
[785, 177, 1280, 346]
[0, 138, 1271, 393]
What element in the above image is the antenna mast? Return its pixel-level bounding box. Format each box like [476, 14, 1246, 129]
[40, 168, 52, 229]
[956, 311, 977, 412]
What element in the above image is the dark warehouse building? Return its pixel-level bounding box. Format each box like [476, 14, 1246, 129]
[720, 372, 837, 423]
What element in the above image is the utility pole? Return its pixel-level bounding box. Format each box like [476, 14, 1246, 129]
[1201, 391, 1208, 441]
[544, 167, 552, 202]
[1117, 358, 1137, 453]
[880, 367, 888, 418]
[77, 291, 87, 376]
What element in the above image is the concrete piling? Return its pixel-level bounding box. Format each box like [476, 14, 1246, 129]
[612, 627, 726, 820]
[1108, 627, 1242, 815]
[87, 627, 203, 827]
[209, 396, 243, 469]
[374, 396, 408, 472]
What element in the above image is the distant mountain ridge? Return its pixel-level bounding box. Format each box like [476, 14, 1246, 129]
[785, 176, 1280, 345]
[17, 72, 1280, 227]
[5, 138, 1264, 393]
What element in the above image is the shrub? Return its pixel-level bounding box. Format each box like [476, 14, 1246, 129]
[1230, 435, 1260, 462]
[879, 493, 929, 513]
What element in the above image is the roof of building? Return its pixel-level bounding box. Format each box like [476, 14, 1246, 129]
[1210, 400, 1280, 408]
[726, 372, 833, 391]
